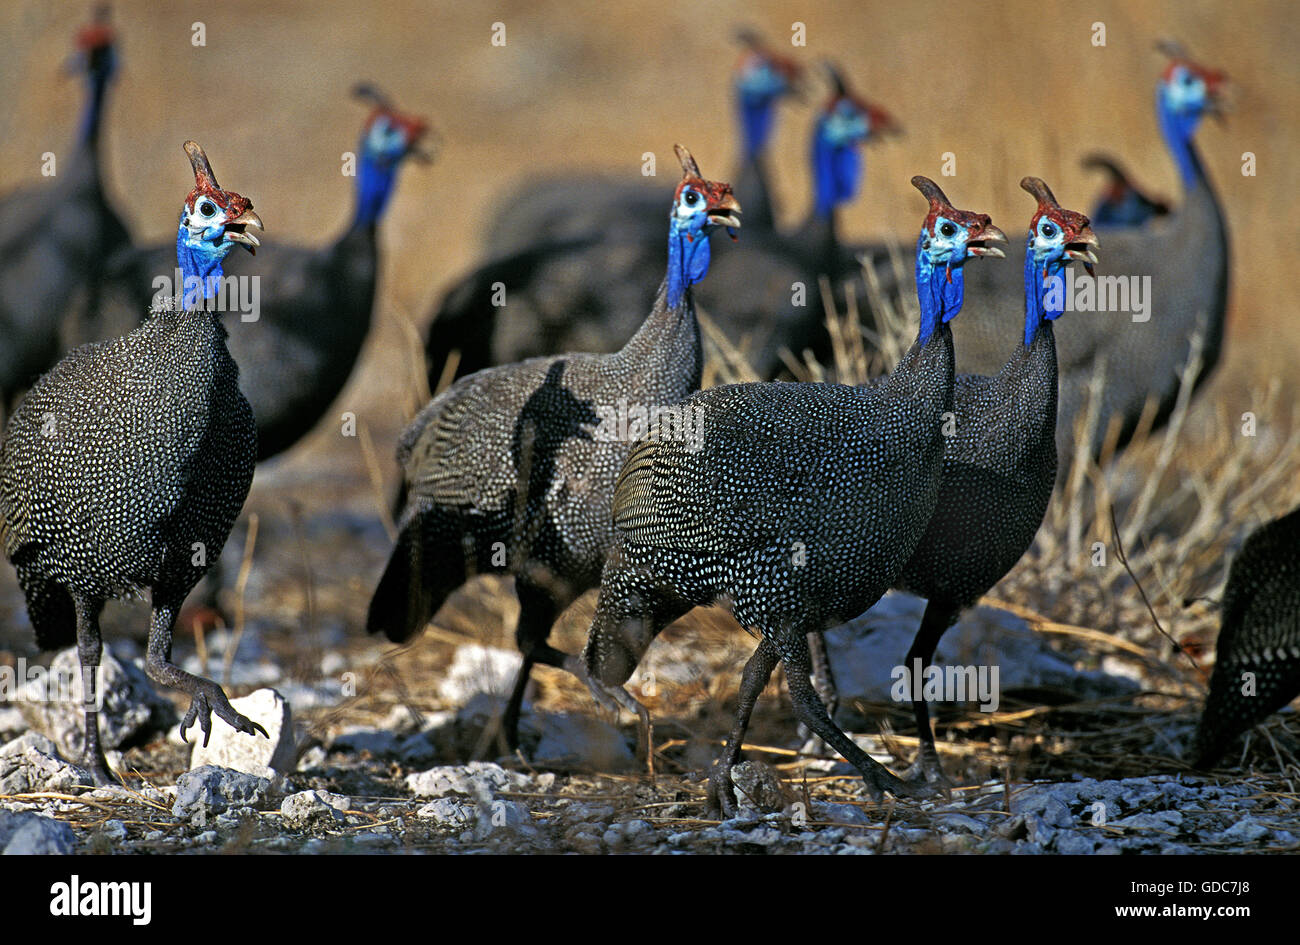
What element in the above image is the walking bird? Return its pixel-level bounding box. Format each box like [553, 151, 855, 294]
[0, 142, 265, 784]
[369, 146, 740, 750]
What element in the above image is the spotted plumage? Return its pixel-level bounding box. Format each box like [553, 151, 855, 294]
[368, 146, 740, 750]
[0, 142, 265, 784]
[872, 179, 1098, 785]
[581, 177, 1004, 815]
[1193, 506, 1300, 767]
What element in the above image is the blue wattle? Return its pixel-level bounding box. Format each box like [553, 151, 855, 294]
[1157, 89, 1203, 188]
[1023, 235, 1068, 346]
[738, 93, 776, 159]
[176, 222, 227, 307]
[812, 123, 862, 219]
[354, 147, 401, 227]
[665, 214, 711, 309]
[914, 233, 966, 343]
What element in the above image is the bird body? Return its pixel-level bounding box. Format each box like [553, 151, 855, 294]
[582, 178, 1005, 813]
[876, 180, 1099, 783]
[0, 14, 129, 420]
[0, 142, 266, 782]
[370, 146, 740, 749]
[1194, 506, 1300, 767]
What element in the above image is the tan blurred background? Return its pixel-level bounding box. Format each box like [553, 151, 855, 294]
[1, 0, 1295, 494]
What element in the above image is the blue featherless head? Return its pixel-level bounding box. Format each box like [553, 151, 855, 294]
[664, 145, 742, 308]
[733, 28, 803, 158]
[351, 84, 435, 226]
[1020, 177, 1099, 342]
[175, 141, 263, 305]
[812, 63, 900, 218]
[911, 176, 1006, 340]
[1154, 41, 1227, 185]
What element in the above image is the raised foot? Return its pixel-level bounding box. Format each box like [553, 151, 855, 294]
[585, 677, 651, 758]
[179, 679, 269, 747]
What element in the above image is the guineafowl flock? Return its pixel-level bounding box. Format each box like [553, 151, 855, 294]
[1, 9, 1296, 851]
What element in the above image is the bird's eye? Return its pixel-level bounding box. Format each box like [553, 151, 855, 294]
[684, 190, 699, 206]
[939, 222, 957, 238]
[199, 201, 216, 217]
[1040, 222, 1056, 238]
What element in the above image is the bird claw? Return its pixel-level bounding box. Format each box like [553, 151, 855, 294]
[705, 763, 739, 820]
[178, 680, 268, 747]
[902, 758, 955, 794]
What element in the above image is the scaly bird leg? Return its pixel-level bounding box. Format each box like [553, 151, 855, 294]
[144, 598, 267, 747]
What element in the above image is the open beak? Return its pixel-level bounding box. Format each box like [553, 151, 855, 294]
[967, 223, 1008, 258]
[408, 126, 441, 164]
[1065, 225, 1100, 265]
[707, 193, 743, 231]
[1066, 225, 1099, 274]
[225, 209, 264, 254]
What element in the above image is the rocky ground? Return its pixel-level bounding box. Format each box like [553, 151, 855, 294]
[2, 571, 1297, 855]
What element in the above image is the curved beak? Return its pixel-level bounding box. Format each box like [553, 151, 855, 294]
[225, 209, 264, 254]
[967, 222, 1008, 258]
[408, 125, 441, 164]
[707, 193, 743, 231]
[1065, 225, 1100, 265]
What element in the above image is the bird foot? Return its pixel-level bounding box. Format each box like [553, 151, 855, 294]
[585, 677, 651, 759]
[80, 754, 121, 788]
[705, 762, 739, 820]
[902, 755, 955, 794]
[858, 766, 932, 803]
[179, 679, 269, 747]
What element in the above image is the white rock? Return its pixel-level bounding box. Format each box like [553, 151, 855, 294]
[189, 688, 294, 778]
[405, 761, 531, 799]
[0, 810, 76, 855]
[0, 732, 91, 794]
[417, 797, 476, 828]
[437, 645, 524, 705]
[172, 765, 275, 821]
[823, 592, 1140, 722]
[280, 790, 347, 830]
[17, 646, 176, 758]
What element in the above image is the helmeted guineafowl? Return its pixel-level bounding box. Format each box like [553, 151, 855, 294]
[1193, 506, 1300, 767]
[0, 141, 265, 784]
[580, 177, 1005, 816]
[481, 28, 799, 261]
[1082, 153, 1171, 228]
[84, 84, 432, 461]
[424, 65, 894, 385]
[369, 145, 741, 750]
[921, 43, 1229, 476]
[859, 178, 1099, 786]
[0, 7, 130, 423]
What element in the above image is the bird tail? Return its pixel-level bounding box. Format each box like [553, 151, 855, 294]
[16, 566, 77, 650]
[366, 514, 460, 644]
